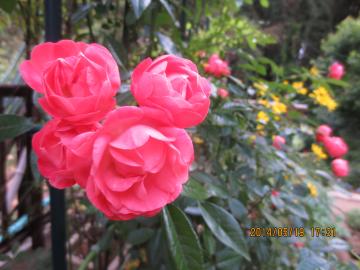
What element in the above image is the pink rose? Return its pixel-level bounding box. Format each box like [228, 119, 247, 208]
[328, 61, 345, 80]
[323, 136, 348, 158]
[86, 106, 194, 220]
[131, 54, 211, 128]
[331, 159, 350, 178]
[316, 124, 332, 143]
[217, 88, 229, 98]
[32, 119, 99, 189]
[273, 135, 286, 150]
[20, 40, 120, 123]
[204, 54, 231, 77]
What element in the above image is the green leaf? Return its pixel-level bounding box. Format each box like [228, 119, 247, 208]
[127, 228, 154, 245]
[216, 248, 242, 270]
[198, 202, 250, 261]
[162, 205, 204, 270]
[260, 209, 282, 227]
[259, 0, 269, 8]
[70, 3, 94, 23]
[159, 0, 179, 27]
[130, 0, 152, 19]
[286, 203, 309, 220]
[0, 115, 34, 142]
[0, 0, 17, 13]
[156, 32, 180, 55]
[182, 178, 209, 201]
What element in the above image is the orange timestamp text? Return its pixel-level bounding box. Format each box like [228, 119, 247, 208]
[248, 227, 336, 237]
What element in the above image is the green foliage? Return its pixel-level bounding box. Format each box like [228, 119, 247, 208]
[347, 209, 360, 231]
[0, 114, 34, 142]
[320, 17, 360, 187]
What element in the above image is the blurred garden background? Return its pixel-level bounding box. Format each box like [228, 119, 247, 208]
[1, 0, 360, 269]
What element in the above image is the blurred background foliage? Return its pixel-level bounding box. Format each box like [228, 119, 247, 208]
[1, 0, 360, 269]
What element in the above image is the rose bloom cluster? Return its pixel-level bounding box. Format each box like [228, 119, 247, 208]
[316, 125, 350, 178]
[20, 40, 211, 220]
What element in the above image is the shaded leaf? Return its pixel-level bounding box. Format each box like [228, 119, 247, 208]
[156, 32, 180, 55]
[127, 228, 154, 245]
[130, 0, 152, 19]
[0, 115, 34, 142]
[182, 178, 210, 201]
[198, 202, 250, 261]
[162, 205, 204, 270]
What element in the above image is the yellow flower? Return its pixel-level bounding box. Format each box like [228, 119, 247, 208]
[258, 99, 270, 108]
[257, 111, 269, 124]
[307, 182, 318, 197]
[310, 66, 319, 77]
[292, 81, 304, 89]
[283, 80, 289, 85]
[274, 115, 281, 121]
[271, 101, 287, 115]
[292, 81, 308, 95]
[254, 82, 268, 96]
[309, 86, 338, 111]
[311, 144, 327, 160]
[193, 136, 204, 144]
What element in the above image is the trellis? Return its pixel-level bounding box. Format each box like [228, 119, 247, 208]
[0, 1, 66, 269]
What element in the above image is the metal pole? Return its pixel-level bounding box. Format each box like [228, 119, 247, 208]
[45, 0, 67, 269]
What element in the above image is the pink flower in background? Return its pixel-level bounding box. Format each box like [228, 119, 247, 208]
[86, 107, 194, 220]
[323, 136, 348, 158]
[20, 40, 120, 123]
[273, 135, 286, 150]
[271, 190, 280, 197]
[131, 54, 211, 128]
[328, 61, 345, 80]
[204, 54, 231, 77]
[32, 119, 99, 189]
[331, 159, 350, 178]
[217, 88, 229, 98]
[316, 124, 332, 143]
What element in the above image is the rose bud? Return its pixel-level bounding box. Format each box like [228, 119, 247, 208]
[273, 135, 286, 150]
[316, 124, 332, 143]
[203, 54, 231, 77]
[217, 88, 229, 98]
[331, 158, 350, 178]
[323, 136, 349, 158]
[328, 61, 345, 80]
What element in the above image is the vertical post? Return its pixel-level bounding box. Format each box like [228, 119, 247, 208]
[45, 1, 67, 270]
[0, 96, 8, 235]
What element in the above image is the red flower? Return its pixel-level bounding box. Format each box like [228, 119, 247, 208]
[328, 61, 345, 80]
[86, 107, 194, 220]
[204, 54, 231, 77]
[323, 136, 348, 158]
[217, 88, 229, 98]
[131, 55, 211, 128]
[331, 159, 350, 178]
[32, 119, 99, 189]
[316, 124, 332, 143]
[273, 135, 286, 150]
[20, 40, 120, 124]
